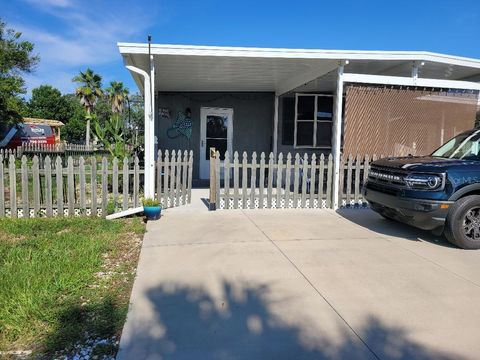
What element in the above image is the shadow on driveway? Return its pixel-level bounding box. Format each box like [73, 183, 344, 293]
[336, 208, 456, 249]
[118, 281, 461, 359]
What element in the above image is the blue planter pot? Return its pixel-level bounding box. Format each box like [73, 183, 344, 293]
[144, 206, 162, 220]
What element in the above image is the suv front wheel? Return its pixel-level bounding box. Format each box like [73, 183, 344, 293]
[445, 195, 480, 249]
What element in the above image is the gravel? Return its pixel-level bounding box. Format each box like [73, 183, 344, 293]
[55, 336, 119, 360]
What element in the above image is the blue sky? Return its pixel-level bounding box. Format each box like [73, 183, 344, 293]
[3, 0, 480, 96]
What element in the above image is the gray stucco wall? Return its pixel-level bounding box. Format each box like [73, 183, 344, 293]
[155, 92, 274, 179]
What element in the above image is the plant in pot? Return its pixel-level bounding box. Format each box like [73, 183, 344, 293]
[143, 198, 162, 220]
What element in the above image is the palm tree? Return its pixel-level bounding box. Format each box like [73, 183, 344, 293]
[106, 81, 129, 114]
[72, 69, 103, 146]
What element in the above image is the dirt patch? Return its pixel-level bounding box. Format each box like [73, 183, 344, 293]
[51, 218, 145, 359]
[56, 228, 71, 235]
[0, 233, 26, 244]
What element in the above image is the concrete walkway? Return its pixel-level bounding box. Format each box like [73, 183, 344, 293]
[118, 191, 480, 360]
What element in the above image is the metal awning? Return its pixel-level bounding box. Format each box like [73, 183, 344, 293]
[118, 43, 480, 204]
[118, 43, 480, 95]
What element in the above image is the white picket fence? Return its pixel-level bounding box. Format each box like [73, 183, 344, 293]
[0, 150, 193, 218]
[210, 151, 333, 209]
[0, 148, 21, 159]
[21, 143, 99, 152]
[156, 150, 194, 208]
[1, 143, 106, 159]
[210, 150, 377, 210]
[338, 154, 374, 207]
[21, 143, 67, 154]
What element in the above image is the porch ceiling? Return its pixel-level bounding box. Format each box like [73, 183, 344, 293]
[119, 43, 480, 95]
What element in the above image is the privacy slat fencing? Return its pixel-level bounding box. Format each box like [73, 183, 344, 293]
[211, 150, 377, 210]
[0, 150, 193, 218]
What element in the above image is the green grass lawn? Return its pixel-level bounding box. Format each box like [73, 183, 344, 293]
[0, 216, 145, 358]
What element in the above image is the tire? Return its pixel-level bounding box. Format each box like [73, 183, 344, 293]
[444, 195, 480, 249]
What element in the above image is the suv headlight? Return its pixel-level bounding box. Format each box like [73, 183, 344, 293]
[405, 173, 444, 190]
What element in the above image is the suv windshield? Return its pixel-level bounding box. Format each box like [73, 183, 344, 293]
[432, 131, 480, 160]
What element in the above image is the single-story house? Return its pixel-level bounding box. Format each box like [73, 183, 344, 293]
[118, 43, 480, 208]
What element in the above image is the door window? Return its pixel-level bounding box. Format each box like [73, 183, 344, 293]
[200, 107, 233, 180]
[206, 115, 228, 160]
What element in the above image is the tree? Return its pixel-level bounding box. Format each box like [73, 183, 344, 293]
[106, 81, 129, 114]
[92, 81, 135, 157]
[0, 19, 39, 135]
[26, 85, 70, 122]
[94, 115, 127, 158]
[126, 93, 144, 129]
[72, 68, 103, 146]
[61, 94, 87, 143]
[93, 96, 114, 128]
[124, 93, 144, 151]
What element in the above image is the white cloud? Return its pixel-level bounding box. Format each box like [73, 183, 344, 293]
[23, 0, 74, 8]
[16, 0, 159, 95]
[17, 27, 100, 66]
[24, 70, 75, 94]
[17, 22, 133, 67]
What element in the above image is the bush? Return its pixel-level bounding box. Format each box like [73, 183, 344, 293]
[106, 200, 119, 215]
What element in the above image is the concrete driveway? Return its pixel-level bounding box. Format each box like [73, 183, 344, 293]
[118, 194, 480, 360]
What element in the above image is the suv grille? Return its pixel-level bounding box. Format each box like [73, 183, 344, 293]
[368, 165, 408, 188]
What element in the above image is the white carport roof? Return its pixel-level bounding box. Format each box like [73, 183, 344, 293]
[118, 43, 480, 95]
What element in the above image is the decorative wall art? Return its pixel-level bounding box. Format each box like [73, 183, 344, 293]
[159, 107, 171, 119]
[167, 107, 193, 140]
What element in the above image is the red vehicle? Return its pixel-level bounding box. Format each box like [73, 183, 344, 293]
[0, 123, 56, 148]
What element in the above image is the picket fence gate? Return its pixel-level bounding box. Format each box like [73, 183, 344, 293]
[0, 150, 193, 218]
[209, 149, 377, 210]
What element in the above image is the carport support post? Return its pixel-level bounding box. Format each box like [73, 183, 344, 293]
[411, 61, 419, 85]
[331, 63, 345, 210]
[273, 95, 279, 157]
[148, 54, 156, 198]
[209, 147, 217, 211]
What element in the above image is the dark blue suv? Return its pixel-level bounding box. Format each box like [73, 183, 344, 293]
[364, 129, 480, 249]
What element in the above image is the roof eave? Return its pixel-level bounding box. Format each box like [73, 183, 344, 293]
[121, 53, 146, 94]
[117, 42, 480, 69]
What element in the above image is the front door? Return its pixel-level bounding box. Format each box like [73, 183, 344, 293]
[200, 107, 233, 179]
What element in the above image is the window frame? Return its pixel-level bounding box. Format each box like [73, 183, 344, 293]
[281, 97, 295, 146]
[294, 93, 333, 149]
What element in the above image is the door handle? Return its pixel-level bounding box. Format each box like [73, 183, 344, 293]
[201, 140, 204, 147]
